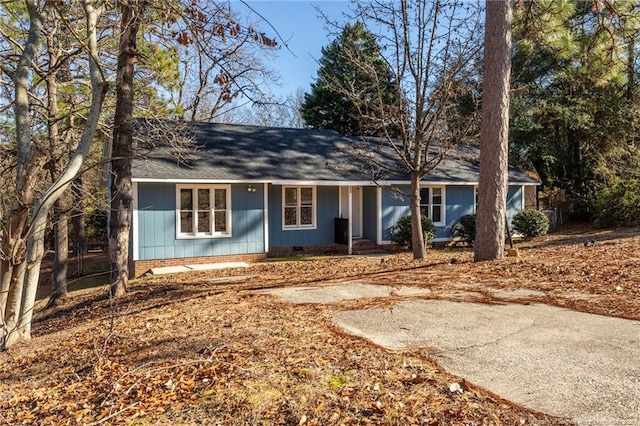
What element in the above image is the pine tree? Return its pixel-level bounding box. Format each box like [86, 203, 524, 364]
[474, 0, 512, 261]
[300, 21, 398, 137]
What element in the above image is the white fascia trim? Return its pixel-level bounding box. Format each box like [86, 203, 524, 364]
[133, 177, 540, 186]
[271, 180, 373, 186]
[133, 178, 375, 186]
[133, 178, 266, 184]
[381, 180, 540, 186]
[132, 182, 139, 261]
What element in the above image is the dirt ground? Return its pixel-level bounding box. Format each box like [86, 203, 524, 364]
[1, 226, 638, 425]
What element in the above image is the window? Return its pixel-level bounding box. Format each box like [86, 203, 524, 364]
[177, 185, 231, 238]
[283, 186, 316, 229]
[420, 186, 445, 225]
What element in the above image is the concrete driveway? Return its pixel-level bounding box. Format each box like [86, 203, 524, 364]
[271, 284, 640, 425]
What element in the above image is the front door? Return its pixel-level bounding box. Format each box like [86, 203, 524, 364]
[340, 186, 363, 239]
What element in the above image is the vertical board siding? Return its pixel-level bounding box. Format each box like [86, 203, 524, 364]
[381, 185, 525, 242]
[136, 183, 265, 260]
[362, 186, 377, 240]
[381, 186, 411, 241]
[382, 186, 464, 240]
[506, 185, 523, 227]
[443, 186, 475, 238]
[135, 183, 527, 260]
[268, 185, 339, 247]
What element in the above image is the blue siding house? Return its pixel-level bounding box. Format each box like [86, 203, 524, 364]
[129, 122, 538, 276]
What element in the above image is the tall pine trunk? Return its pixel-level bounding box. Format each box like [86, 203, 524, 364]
[109, 1, 146, 297]
[474, 0, 512, 261]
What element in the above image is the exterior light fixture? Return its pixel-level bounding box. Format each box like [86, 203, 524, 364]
[247, 185, 257, 193]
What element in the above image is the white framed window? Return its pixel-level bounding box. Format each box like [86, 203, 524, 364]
[283, 186, 316, 229]
[176, 184, 231, 238]
[420, 186, 445, 226]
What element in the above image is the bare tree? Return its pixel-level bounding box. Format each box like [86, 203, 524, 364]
[474, 0, 513, 261]
[108, 1, 279, 294]
[169, 1, 280, 121]
[0, 0, 107, 348]
[338, 0, 482, 258]
[232, 89, 306, 128]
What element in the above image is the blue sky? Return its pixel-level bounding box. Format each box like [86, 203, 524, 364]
[239, 1, 352, 98]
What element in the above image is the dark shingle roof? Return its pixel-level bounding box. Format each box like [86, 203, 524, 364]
[132, 121, 539, 185]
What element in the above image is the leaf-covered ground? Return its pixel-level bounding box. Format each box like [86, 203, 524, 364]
[1, 227, 638, 425]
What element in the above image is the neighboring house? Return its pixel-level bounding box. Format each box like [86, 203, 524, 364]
[129, 121, 539, 276]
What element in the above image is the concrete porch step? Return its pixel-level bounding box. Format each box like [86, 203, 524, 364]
[352, 248, 387, 255]
[351, 239, 387, 255]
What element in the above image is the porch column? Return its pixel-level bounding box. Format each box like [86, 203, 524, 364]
[348, 186, 353, 255]
[132, 182, 139, 261]
[376, 186, 382, 245]
[263, 182, 269, 253]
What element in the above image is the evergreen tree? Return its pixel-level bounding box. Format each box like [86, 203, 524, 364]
[300, 21, 398, 137]
[510, 0, 640, 218]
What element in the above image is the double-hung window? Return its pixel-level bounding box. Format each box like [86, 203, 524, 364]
[420, 186, 445, 226]
[283, 186, 316, 229]
[177, 185, 231, 238]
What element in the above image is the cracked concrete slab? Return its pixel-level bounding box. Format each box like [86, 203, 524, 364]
[333, 300, 640, 425]
[269, 282, 431, 304]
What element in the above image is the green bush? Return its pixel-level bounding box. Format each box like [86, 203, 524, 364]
[592, 178, 640, 228]
[511, 209, 549, 240]
[390, 214, 436, 249]
[454, 213, 476, 244]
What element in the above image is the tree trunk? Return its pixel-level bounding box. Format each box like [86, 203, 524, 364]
[1, 259, 28, 347]
[410, 172, 426, 259]
[45, 22, 69, 308]
[72, 176, 87, 257]
[627, 33, 635, 102]
[474, 0, 512, 262]
[1, 0, 106, 349]
[16, 0, 106, 343]
[109, 1, 145, 297]
[48, 198, 69, 307]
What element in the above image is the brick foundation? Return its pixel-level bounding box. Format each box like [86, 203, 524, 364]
[267, 244, 348, 258]
[131, 253, 267, 277]
[132, 243, 358, 277]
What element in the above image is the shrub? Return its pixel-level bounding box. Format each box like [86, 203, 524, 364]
[511, 209, 549, 240]
[390, 214, 436, 249]
[454, 213, 476, 244]
[592, 178, 640, 228]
